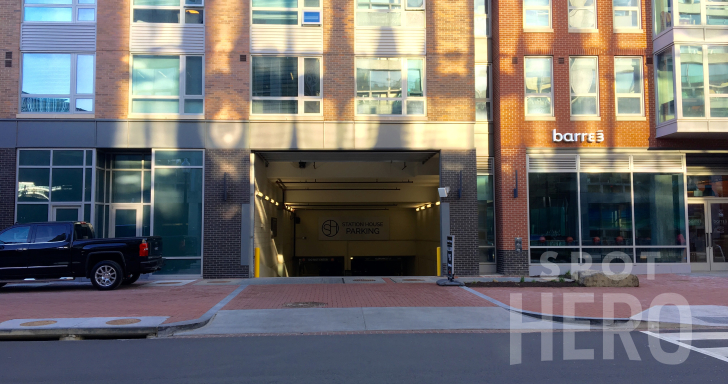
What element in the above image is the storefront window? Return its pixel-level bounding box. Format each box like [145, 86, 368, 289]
[530, 248, 579, 264]
[633, 173, 686, 245]
[581, 248, 633, 264]
[688, 175, 728, 197]
[153, 150, 203, 275]
[580, 173, 633, 246]
[477, 175, 495, 262]
[528, 173, 579, 246]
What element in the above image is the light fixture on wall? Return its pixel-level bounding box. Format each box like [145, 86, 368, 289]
[435, 201, 440, 206]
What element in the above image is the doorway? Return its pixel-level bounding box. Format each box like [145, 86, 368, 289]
[688, 200, 728, 271]
[52, 205, 82, 221]
[109, 206, 142, 238]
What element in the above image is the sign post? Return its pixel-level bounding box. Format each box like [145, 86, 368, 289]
[437, 234, 463, 286]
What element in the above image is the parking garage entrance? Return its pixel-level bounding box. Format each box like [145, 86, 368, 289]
[252, 151, 441, 277]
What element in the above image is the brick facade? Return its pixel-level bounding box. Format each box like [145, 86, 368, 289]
[0, 0, 21, 119]
[440, 150, 479, 276]
[0, 149, 16, 229]
[96, 0, 131, 119]
[203, 149, 251, 278]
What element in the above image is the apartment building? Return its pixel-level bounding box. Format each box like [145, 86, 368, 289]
[0, 0, 726, 278]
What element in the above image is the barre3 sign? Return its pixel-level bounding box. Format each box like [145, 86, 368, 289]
[552, 129, 604, 143]
[318, 217, 390, 241]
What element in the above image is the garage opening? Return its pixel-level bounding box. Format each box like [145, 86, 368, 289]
[252, 151, 441, 277]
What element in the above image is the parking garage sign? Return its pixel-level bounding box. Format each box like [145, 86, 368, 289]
[318, 217, 390, 241]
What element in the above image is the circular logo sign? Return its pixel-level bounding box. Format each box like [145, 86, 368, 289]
[321, 220, 340, 237]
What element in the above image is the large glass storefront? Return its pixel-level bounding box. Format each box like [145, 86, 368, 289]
[687, 173, 728, 271]
[15, 148, 204, 275]
[528, 154, 688, 267]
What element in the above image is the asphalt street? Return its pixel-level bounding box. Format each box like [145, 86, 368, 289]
[0, 331, 726, 383]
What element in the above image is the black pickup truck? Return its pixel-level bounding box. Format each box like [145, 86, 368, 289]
[0, 222, 163, 291]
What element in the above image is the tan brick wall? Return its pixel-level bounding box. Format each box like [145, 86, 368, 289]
[0, 0, 21, 118]
[96, 0, 131, 119]
[323, 0, 355, 121]
[205, 0, 250, 120]
[426, 0, 475, 121]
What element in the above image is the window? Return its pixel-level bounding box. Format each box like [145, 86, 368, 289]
[251, 56, 322, 114]
[656, 49, 675, 123]
[252, 0, 321, 26]
[524, 0, 551, 29]
[613, 0, 640, 29]
[475, 0, 490, 36]
[524, 57, 553, 116]
[568, 0, 596, 29]
[35, 224, 69, 243]
[16, 149, 95, 224]
[152, 150, 204, 275]
[569, 57, 598, 116]
[0, 227, 31, 244]
[708, 45, 728, 117]
[528, 157, 688, 266]
[680, 46, 705, 118]
[24, 0, 96, 23]
[475, 64, 491, 120]
[21, 54, 95, 114]
[132, 0, 203, 24]
[654, 0, 673, 34]
[477, 174, 496, 263]
[356, 57, 425, 115]
[356, 0, 424, 27]
[615, 57, 644, 116]
[131, 55, 204, 115]
[676, 0, 728, 26]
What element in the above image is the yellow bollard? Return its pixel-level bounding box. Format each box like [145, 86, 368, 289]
[254, 247, 260, 278]
[436, 247, 441, 277]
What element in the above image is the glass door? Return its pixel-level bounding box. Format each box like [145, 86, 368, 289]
[52, 206, 82, 222]
[109, 206, 142, 238]
[708, 202, 728, 270]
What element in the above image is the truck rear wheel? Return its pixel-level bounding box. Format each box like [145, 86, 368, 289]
[90, 260, 124, 291]
[122, 273, 141, 285]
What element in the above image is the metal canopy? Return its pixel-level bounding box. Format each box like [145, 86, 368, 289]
[255, 151, 438, 163]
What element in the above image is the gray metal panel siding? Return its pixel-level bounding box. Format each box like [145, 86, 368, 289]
[21, 23, 96, 52]
[127, 121, 206, 148]
[17, 121, 96, 147]
[0, 122, 18, 148]
[130, 24, 205, 54]
[206, 122, 249, 149]
[96, 121, 129, 148]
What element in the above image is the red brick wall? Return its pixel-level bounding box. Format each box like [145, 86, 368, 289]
[323, 0, 355, 121]
[96, 0, 131, 119]
[0, 0, 21, 118]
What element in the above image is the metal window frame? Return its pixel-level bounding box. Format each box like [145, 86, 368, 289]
[128, 54, 205, 116]
[131, 1, 205, 26]
[355, 0, 427, 29]
[475, 0, 491, 37]
[673, 44, 728, 120]
[477, 167, 497, 265]
[674, 0, 728, 26]
[251, 0, 323, 27]
[567, 0, 598, 30]
[151, 149, 205, 276]
[569, 56, 600, 117]
[354, 56, 427, 116]
[613, 0, 641, 29]
[523, 0, 552, 29]
[15, 148, 96, 225]
[614, 56, 645, 117]
[526, 154, 690, 266]
[19, 53, 95, 114]
[250, 55, 324, 116]
[475, 63, 492, 121]
[22, 0, 97, 23]
[524, 56, 554, 116]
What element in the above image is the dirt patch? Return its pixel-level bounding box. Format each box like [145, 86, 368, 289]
[106, 318, 142, 326]
[465, 281, 580, 288]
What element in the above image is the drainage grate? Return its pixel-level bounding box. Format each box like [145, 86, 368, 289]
[20, 320, 57, 327]
[353, 279, 376, 282]
[106, 318, 142, 326]
[283, 302, 327, 308]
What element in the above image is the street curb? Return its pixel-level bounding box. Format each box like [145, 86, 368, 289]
[462, 286, 639, 327]
[0, 285, 248, 341]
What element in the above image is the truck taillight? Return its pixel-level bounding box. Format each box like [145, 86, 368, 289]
[139, 241, 149, 257]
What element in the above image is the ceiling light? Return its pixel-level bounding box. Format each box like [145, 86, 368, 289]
[275, 202, 279, 206]
[265, 195, 270, 201]
[426, 204, 432, 208]
[435, 201, 440, 206]
[256, 191, 263, 197]
[416, 208, 420, 211]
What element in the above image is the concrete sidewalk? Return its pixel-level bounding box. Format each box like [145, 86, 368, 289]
[1, 273, 727, 339]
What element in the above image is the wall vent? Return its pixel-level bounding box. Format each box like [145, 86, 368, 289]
[527, 155, 578, 172]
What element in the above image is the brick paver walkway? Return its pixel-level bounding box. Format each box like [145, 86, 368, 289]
[0, 282, 236, 324]
[472, 274, 728, 318]
[223, 283, 496, 309]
